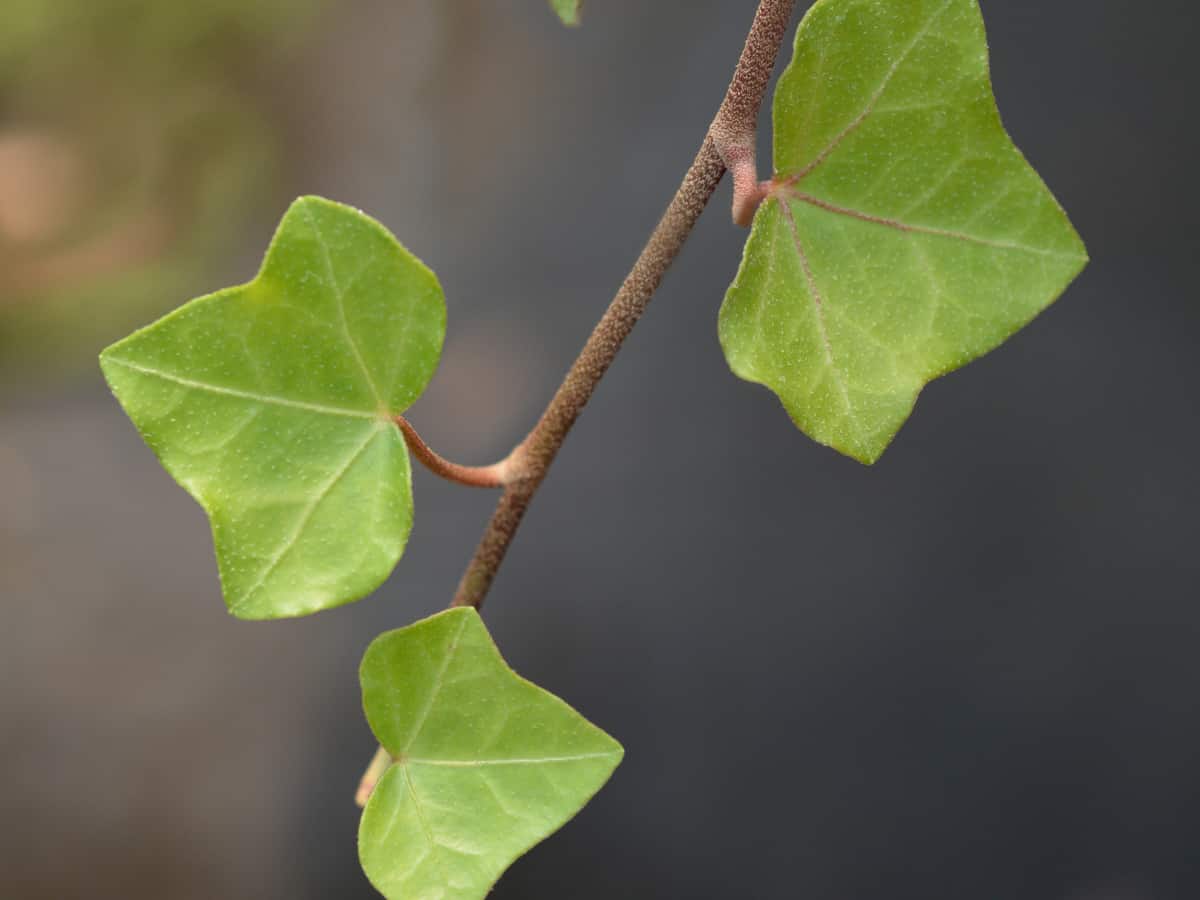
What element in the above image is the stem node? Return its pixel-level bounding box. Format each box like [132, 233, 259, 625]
[452, 0, 797, 609]
[395, 416, 509, 489]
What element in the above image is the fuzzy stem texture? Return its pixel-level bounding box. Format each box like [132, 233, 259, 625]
[452, 0, 796, 610]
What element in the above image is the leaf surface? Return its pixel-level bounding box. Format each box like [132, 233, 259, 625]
[359, 608, 623, 900]
[100, 196, 445, 618]
[549, 0, 582, 27]
[720, 0, 1087, 463]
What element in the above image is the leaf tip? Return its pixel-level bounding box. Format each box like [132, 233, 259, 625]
[96, 345, 117, 381]
[849, 447, 884, 467]
[549, 0, 583, 26]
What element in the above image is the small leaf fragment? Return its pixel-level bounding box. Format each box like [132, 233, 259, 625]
[359, 608, 623, 900]
[719, 0, 1088, 464]
[100, 196, 446, 619]
[549, 0, 582, 27]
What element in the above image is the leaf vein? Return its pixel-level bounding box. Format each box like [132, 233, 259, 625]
[402, 612, 471, 756]
[301, 204, 385, 410]
[787, 190, 1081, 258]
[779, 201, 856, 424]
[101, 357, 376, 420]
[405, 752, 619, 768]
[790, 0, 955, 183]
[232, 423, 384, 612]
[401, 764, 458, 886]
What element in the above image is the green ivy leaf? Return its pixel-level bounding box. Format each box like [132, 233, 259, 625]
[99, 196, 445, 619]
[719, 0, 1087, 464]
[549, 0, 582, 27]
[359, 608, 623, 900]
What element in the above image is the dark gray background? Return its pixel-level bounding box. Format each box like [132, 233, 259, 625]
[2, 1, 1196, 898]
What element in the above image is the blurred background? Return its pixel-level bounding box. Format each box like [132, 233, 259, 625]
[1, 1, 1196, 897]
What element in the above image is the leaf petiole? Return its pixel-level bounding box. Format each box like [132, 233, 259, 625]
[354, 744, 392, 809]
[394, 416, 511, 489]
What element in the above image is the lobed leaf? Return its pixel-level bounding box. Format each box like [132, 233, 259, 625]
[359, 608, 623, 900]
[720, 0, 1088, 464]
[100, 196, 445, 619]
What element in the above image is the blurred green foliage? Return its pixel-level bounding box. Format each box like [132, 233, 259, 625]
[0, 0, 324, 385]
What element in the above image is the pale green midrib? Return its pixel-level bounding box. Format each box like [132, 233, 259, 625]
[778, 200, 857, 427]
[102, 356, 379, 420]
[386, 751, 618, 883]
[400, 613, 471, 757]
[789, 0, 956, 181]
[399, 764, 456, 887]
[747, 200, 784, 376]
[231, 421, 386, 613]
[301, 203, 386, 409]
[783, 0, 1083, 265]
[403, 752, 619, 768]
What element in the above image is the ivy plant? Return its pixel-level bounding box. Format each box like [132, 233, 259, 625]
[358, 608, 622, 899]
[720, 0, 1086, 463]
[101, 196, 445, 619]
[101, 1, 1085, 896]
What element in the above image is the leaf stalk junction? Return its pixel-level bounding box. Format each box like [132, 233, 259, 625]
[451, 0, 797, 611]
[356, 0, 798, 808]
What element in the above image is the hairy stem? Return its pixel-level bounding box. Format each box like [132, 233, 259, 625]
[452, 0, 796, 610]
[356, 0, 797, 808]
[395, 416, 509, 489]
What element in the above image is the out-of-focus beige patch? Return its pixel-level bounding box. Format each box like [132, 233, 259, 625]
[0, 130, 89, 246]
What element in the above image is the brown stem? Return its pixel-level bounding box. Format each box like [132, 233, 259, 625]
[395, 416, 509, 489]
[452, 0, 796, 610]
[356, 0, 797, 810]
[724, 144, 770, 227]
[711, 0, 794, 226]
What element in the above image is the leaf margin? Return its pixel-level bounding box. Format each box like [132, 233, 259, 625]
[357, 606, 624, 900]
[719, 0, 1088, 465]
[99, 195, 445, 618]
